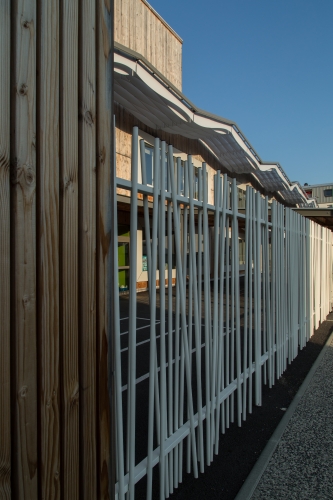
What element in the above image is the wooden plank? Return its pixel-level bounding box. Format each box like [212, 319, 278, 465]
[79, 0, 97, 498]
[114, 0, 182, 89]
[37, 0, 60, 498]
[60, 1, 79, 499]
[0, 1, 11, 498]
[96, 0, 113, 497]
[11, 0, 38, 498]
[129, 0, 134, 51]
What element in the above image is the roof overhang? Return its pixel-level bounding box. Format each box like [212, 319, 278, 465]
[114, 43, 312, 207]
[293, 208, 333, 231]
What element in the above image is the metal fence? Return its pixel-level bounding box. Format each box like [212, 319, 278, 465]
[114, 126, 333, 500]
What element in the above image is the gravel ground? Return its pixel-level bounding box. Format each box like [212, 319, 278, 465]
[251, 314, 333, 500]
[149, 312, 333, 500]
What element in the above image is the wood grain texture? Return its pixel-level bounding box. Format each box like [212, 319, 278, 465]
[96, 0, 113, 497]
[60, 1, 79, 498]
[11, 0, 38, 498]
[114, 0, 182, 90]
[79, 0, 97, 498]
[38, 0, 60, 498]
[0, 2, 11, 498]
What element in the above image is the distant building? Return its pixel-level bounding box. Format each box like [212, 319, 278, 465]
[303, 183, 333, 208]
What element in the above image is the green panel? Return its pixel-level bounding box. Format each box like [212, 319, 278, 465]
[118, 242, 129, 267]
[118, 270, 128, 289]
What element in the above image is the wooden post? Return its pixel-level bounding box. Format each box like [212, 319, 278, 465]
[37, 0, 60, 498]
[96, 0, 114, 498]
[0, 1, 11, 498]
[11, 0, 38, 497]
[79, 1, 97, 498]
[60, 1, 80, 498]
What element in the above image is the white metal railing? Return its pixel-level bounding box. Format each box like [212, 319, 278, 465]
[113, 126, 333, 500]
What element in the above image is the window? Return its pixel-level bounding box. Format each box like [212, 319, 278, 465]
[173, 157, 184, 195]
[305, 190, 312, 197]
[237, 188, 246, 209]
[193, 166, 199, 199]
[144, 145, 154, 186]
[144, 144, 169, 189]
[323, 189, 332, 198]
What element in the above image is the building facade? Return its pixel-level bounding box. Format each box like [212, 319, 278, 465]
[114, 0, 314, 292]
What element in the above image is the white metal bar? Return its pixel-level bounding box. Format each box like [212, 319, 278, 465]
[242, 186, 250, 419]
[225, 210, 231, 424]
[232, 179, 242, 425]
[210, 171, 221, 458]
[167, 160, 174, 495]
[188, 157, 205, 472]
[202, 162, 212, 462]
[146, 136, 160, 500]
[159, 141, 168, 500]
[215, 174, 227, 446]
[168, 146, 199, 478]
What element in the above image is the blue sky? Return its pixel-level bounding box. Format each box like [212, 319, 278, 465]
[149, 0, 333, 186]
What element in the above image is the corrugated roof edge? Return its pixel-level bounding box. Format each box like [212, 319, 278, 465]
[114, 42, 302, 194]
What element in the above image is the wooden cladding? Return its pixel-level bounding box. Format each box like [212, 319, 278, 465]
[114, 0, 182, 90]
[0, 1, 113, 499]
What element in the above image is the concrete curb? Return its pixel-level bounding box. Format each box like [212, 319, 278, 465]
[235, 324, 333, 500]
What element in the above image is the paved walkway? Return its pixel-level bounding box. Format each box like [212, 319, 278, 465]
[236, 312, 333, 500]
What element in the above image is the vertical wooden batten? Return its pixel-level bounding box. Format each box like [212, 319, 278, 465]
[0, 1, 11, 498]
[60, 0, 79, 498]
[11, 0, 38, 497]
[96, 0, 113, 497]
[37, 0, 61, 498]
[79, 0, 97, 498]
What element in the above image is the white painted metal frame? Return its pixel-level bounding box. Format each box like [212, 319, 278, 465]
[113, 127, 333, 500]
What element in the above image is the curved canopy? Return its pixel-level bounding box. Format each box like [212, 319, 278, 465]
[114, 44, 312, 207]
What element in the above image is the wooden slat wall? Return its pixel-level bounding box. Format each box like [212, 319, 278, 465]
[114, 0, 183, 90]
[0, 1, 114, 499]
[0, 2, 11, 499]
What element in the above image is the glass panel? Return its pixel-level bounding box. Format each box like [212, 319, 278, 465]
[238, 188, 246, 209]
[180, 160, 184, 195]
[144, 144, 169, 189]
[118, 242, 129, 267]
[194, 166, 199, 199]
[118, 224, 130, 237]
[145, 145, 154, 186]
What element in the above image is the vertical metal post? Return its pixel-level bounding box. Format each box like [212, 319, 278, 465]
[188, 156, 205, 472]
[210, 172, 220, 457]
[127, 126, 139, 499]
[202, 162, 212, 462]
[168, 145, 198, 478]
[242, 186, 250, 418]
[112, 116, 125, 500]
[146, 137, 160, 500]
